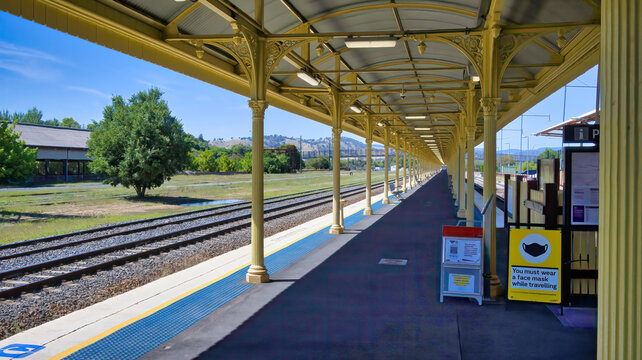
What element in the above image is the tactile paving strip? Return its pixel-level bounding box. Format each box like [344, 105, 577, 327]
[63, 199, 387, 360]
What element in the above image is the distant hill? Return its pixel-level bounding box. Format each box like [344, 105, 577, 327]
[474, 147, 562, 160]
[209, 135, 370, 152]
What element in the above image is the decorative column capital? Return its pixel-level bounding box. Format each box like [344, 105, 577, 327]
[365, 138, 373, 146]
[466, 126, 476, 140]
[332, 127, 342, 137]
[248, 100, 269, 115]
[480, 97, 501, 116]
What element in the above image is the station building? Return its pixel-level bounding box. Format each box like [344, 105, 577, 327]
[15, 123, 95, 182]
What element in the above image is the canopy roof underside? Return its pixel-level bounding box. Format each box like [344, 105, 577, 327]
[1, 0, 600, 163]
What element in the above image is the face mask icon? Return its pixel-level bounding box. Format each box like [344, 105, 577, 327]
[522, 242, 548, 257]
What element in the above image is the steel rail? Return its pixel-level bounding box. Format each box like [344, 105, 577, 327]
[0, 183, 389, 297]
[0, 182, 383, 261]
[0, 179, 382, 251]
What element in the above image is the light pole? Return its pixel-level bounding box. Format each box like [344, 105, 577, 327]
[522, 136, 530, 172]
[519, 114, 550, 172]
[504, 143, 511, 171]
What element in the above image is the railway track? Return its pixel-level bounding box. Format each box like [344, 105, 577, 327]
[0, 181, 390, 298]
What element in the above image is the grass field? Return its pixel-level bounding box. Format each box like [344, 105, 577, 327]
[0, 170, 386, 244]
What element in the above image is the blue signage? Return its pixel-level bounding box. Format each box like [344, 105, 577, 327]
[0, 344, 45, 358]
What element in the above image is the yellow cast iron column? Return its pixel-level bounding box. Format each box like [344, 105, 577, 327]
[408, 148, 412, 189]
[395, 135, 400, 192]
[466, 126, 476, 226]
[457, 136, 467, 218]
[598, 0, 642, 358]
[329, 126, 343, 234]
[364, 138, 373, 215]
[383, 129, 390, 204]
[402, 142, 407, 193]
[481, 97, 502, 298]
[246, 99, 269, 283]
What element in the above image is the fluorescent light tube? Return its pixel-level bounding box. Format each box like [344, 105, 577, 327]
[472, 75, 480, 82]
[414, 127, 431, 130]
[406, 115, 426, 120]
[420, 135, 433, 138]
[297, 71, 320, 86]
[345, 38, 398, 48]
[350, 105, 362, 113]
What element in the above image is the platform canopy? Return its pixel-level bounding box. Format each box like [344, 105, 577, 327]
[1, 0, 599, 162]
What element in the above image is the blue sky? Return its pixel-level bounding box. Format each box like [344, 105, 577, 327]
[0, 11, 598, 150]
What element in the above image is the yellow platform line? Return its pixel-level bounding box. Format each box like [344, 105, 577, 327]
[51, 198, 385, 359]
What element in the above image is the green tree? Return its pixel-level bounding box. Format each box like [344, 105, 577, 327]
[193, 148, 218, 172]
[61, 117, 81, 128]
[238, 151, 252, 172]
[306, 156, 329, 169]
[537, 148, 560, 159]
[21, 107, 44, 124]
[86, 120, 100, 130]
[44, 118, 60, 126]
[215, 153, 235, 172]
[264, 152, 290, 173]
[87, 88, 190, 198]
[230, 144, 251, 157]
[184, 133, 209, 151]
[0, 121, 38, 184]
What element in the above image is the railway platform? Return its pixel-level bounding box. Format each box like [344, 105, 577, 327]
[0, 172, 595, 359]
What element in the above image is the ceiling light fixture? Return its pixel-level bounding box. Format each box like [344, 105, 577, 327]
[420, 135, 433, 137]
[377, 122, 384, 127]
[430, 94, 436, 102]
[406, 115, 426, 120]
[414, 127, 431, 130]
[297, 71, 321, 86]
[316, 43, 324, 57]
[350, 105, 362, 113]
[472, 75, 480, 82]
[400, 84, 406, 99]
[345, 37, 398, 48]
[417, 41, 426, 54]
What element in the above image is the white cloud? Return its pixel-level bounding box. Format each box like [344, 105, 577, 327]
[0, 40, 67, 81]
[66, 86, 112, 100]
[0, 40, 66, 64]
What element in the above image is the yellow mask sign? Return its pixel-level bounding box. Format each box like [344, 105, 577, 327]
[508, 229, 562, 304]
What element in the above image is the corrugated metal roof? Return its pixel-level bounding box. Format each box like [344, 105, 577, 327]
[14, 123, 91, 149]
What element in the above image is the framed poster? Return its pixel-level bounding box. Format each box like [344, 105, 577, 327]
[564, 148, 599, 230]
[570, 152, 599, 225]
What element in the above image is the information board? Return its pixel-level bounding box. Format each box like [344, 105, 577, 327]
[440, 226, 483, 305]
[570, 151, 599, 225]
[507, 229, 562, 304]
[506, 184, 514, 219]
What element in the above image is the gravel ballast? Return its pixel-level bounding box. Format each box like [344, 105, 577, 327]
[0, 187, 383, 340]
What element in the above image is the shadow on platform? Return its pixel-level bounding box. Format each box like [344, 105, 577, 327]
[197, 172, 596, 360]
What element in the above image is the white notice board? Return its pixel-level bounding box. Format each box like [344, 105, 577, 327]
[440, 226, 484, 305]
[570, 152, 599, 225]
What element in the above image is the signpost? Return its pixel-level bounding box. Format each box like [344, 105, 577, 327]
[440, 226, 484, 305]
[508, 229, 562, 303]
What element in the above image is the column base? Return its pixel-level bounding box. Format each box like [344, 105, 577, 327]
[363, 207, 373, 215]
[488, 274, 504, 300]
[246, 265, 270, 284]
[457, 209, 466, 218]
[329, 224, 344, 234]
[382, 198, 390, 204]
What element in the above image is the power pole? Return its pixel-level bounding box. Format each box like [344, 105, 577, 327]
[299, 136, 302, 172]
